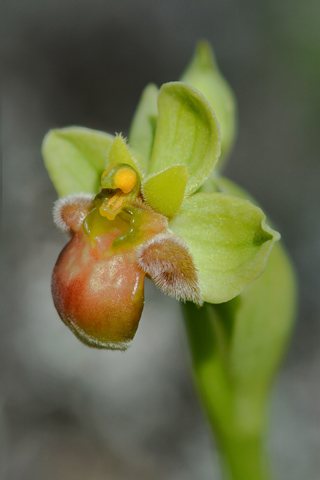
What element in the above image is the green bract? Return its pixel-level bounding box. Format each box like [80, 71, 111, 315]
[182, 178, 296, 480]
[43, 79, 279, 305]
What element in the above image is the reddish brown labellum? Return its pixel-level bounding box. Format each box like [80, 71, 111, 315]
[52, 229, 146, 350]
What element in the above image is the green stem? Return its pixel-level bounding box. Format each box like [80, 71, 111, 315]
[182, 302, 271, 480]
[219, 431, 269, 480]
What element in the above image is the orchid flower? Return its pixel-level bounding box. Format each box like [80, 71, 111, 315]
[43, 78, 279, 350]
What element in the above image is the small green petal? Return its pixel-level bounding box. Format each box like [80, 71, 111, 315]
[42, 126, 114, 196]
[107, 135, 143, 177]
[148, 82, 221, 194]
[128, 83, 159, 171]
[142, 165, 188, 218]
[170, 193, 280, 304]
[181, 42, 237, 168]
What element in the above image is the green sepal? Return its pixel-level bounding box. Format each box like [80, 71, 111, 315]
[142, 165, 188, 218]
[148, 82, 221, 194]
[128, 83, 159, 172]
[169, 192, 280, 304]
[181, 42, 237, 167]
[42, 126, 114, 196]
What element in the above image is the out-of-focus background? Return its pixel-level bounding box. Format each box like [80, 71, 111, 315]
[2, 1, 320, 479]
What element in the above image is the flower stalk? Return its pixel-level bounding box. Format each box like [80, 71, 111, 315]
[183, 301, 270, 480]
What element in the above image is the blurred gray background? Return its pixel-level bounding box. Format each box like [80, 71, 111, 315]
[2, 1, 320, 479]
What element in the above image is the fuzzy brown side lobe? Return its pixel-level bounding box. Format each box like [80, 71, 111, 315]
[137, 233, 203, 305]
[53, 194, 94, 233]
